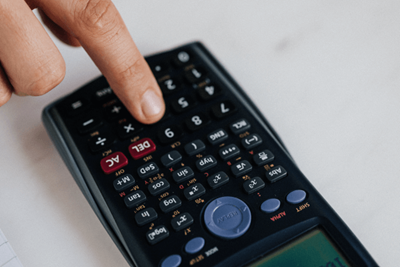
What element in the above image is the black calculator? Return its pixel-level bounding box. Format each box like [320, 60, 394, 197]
[42, 42, 377, 267]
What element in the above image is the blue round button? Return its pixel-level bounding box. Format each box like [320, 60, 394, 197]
[161, 254, 181, 267]
[286, 189, 307, 204]
[261, 198, 281, 213]
[204, 196, 251, 239]
[185, 237, 205, 254]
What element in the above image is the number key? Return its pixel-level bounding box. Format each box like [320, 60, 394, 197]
[171, 95, 197, 113]
[159, 77, 181, 95]
[157, 125, 182, 144]
[211, 100, 236, 119]
[197, 84, 222, 101]
[185, 113, 210, 131]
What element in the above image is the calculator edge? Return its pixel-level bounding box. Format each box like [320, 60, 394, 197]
[41, 42, 378, 267]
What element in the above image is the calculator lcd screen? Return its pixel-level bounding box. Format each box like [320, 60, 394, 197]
[247, 228, 352, 267]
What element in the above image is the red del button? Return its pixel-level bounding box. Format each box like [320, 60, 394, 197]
[129, 138, 156, 160]
[100, 152, 128, 174]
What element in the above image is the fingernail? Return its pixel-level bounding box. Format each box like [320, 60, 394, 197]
[141, 89, 164, 118]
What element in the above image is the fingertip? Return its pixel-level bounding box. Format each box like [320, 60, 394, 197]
[123, 88, 165, 125]
[0, 88, 12, 106]
[139, 89, 165, 124]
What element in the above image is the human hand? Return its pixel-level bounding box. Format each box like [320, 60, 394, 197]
[0, 0, 165, 124]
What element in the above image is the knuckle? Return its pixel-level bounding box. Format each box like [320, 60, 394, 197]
[76, 0, 117, 34]
[114, 57, 144, 88]
[27, 61, 65, 96]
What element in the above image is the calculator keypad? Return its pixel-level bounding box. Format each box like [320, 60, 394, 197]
[56, 44, 303, 267]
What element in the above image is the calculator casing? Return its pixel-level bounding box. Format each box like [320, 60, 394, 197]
[42, 42, 377, 267]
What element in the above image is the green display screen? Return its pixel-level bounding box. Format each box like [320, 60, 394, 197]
[247, 228, 352, 267]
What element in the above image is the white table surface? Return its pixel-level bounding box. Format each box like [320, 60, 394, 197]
[1, 1, 399, 266]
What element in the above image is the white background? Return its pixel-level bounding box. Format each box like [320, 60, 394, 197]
[1, 1, 399, 266]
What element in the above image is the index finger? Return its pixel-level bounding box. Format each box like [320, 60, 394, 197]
[36, 0, 165, 124]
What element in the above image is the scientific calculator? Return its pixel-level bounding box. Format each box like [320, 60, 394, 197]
[42, 42, 377, 267]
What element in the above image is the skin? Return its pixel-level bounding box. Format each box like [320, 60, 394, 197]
[0, 0, 165, 124]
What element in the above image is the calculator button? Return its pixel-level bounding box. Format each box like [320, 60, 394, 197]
[219, 144, 240, 160]
[196, 155, 217, 172]
[241, 133, 262, 150]
[265, 166, 287, 183]
[117, 121, 143, 139]
[261, 198, 281, 213]
[135, 208, 158, 226]
[89, 133, 116, 152]
[172, 50, 191, 67]
[172, 166, 194, 183]
[207, 171, 229, 189]
[161, 151, 182, 167]
[286, 190, 307, 204]
[94, 87, 114, 103]
[148, 178, 170, 196]
[243, 177, 265, 194]
[104, 103, 127, 121]
[185, 113, 210, 131]
[204, 196, 251, 239]
[231, 160, 252, 177]
[157, 125, 183, 145]
[207, 129, 228, 145]
[76, 115, 103, 134]
[64, 98, 90, 116]
[184, 140, 206, 156]
[185, 66, 207, 84]
[185, 237, 205, 254]
[129, 138, 156, 160]
[211, 101, 236, 119]
[151, 62, 170, 76]
[253, 150, 275, 166]
[160, 254, 181, 267]
[171, 95, 197, 113]
[171, 212, 194, 231]
[159, 195, 182, 213]
[124, 190, 146, 208]
[113, 174, 135, 191]
[230, 118, 251, 134]
[184, 183, 206, 201]
[197, 84, 222, 101]
[137, 162, 159, 179]
[159, 77, 181, 95]
[146, 225, 169, 245]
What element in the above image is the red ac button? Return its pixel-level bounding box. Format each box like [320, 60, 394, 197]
[100, 152, 128, 174]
